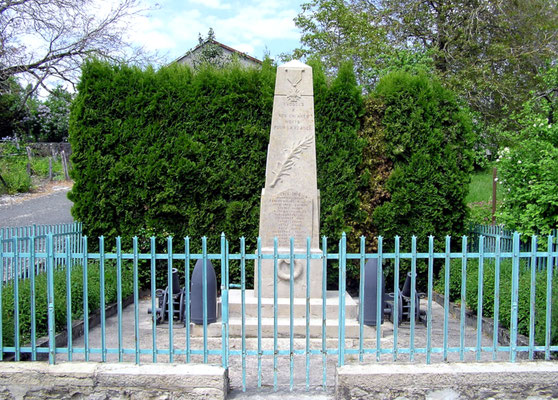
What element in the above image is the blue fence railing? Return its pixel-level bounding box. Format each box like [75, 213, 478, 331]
[0, 222, 82, 283]
[469, 224, 558, 271]
[0, 231, 556, 392]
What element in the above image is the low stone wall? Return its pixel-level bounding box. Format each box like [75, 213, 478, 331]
[0, 362, 228, 399]
[336, 362, 558, 399]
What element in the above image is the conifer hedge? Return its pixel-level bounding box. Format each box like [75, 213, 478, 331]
[68, 60, 363, 285]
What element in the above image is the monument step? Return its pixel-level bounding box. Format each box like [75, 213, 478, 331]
[190, 317, 392, 339]
[226, 289, 358, 320]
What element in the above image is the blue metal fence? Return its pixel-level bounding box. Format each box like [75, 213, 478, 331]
[469, 224, 558, 271]
[0, 230, 556, 392]
[0, 222, 82, 283]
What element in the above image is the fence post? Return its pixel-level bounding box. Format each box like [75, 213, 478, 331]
[47, 233, 56, 364]
[510, 232, 520, 362]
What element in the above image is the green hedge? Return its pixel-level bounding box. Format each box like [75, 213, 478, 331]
[435, 259, 558, 347]
[69, 59, 363, 287]
[1, 262, 133, 349]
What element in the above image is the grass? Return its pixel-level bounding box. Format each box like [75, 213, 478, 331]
[466, 166, 504, 225]
[0, 155, 65, 195]
[466, 166, 503, 204]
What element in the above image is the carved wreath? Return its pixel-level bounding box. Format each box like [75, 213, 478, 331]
[270, 134, 314, 188]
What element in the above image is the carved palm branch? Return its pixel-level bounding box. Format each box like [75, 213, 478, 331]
[270, 134, 314, 188]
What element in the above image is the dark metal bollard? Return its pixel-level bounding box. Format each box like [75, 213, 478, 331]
[363, 258, 385, 326]
[191, 259, 217, 324]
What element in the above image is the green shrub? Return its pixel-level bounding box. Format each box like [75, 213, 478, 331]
[370, 72, 475, 248]
[1, 262, 133, 348]
[435, 258, 558, 346]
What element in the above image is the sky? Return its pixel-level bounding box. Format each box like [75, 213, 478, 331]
[129, 0, 305, 64]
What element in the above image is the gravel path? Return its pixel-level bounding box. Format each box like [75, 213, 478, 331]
[0, 181, 74, 227]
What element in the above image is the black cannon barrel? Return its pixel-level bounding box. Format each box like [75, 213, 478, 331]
[190, 259, 217, 324]
[363, 258, 385, 326]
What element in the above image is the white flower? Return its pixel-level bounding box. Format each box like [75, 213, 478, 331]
[518, 160, 522, 164]
[549, 124, 552, 129]
[494, 178, 499, 182]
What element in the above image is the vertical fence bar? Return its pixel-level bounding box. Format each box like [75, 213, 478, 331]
[99, 236, 106, 362]
[240, 237, 246, 392]
[476, 236, 484, 361]
[493, 235, 501, 360]
[257, 237, 262, 387]
[545, 235, 553, 360]
[65, 235, 72, 361]
[202, 236, 208, 364]
[168, 237, 174, 363]
[273, 237, 278, 391]
[510, 232, 520, 362]
[443, 236, 450, 361]
[306, 236, 311, 390]
[13, 237, 20, 361]
[150, 237, 157, 363]
[186, 237, 191, 364]
[358, 236, 365, 362]
[376, 236, 383, 362]
[321, 236, 327, 390]
[410, 236, 417, 362]
[529, 236, 537, 360]
[460, 236, 467, 361]
[116, 237, 123, 362]
[339, 233, 347, 367]
[426, 236, 434, 364]
[225, 240, 230, 368]
[393, 236, 400, 362]
[220, 233, 226, 369]
[30, 235, 36, 361]
[133, 237, 140, 365]
[0, 231, 3, 361]
[82, 237, 89, 361]
[289, 237, 294, 391]
[47, 233, 55, 364]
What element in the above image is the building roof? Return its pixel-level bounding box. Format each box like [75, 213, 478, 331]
[173, 39, 263, 66]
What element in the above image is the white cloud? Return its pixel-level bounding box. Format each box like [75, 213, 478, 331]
[188, 0, 231, 9]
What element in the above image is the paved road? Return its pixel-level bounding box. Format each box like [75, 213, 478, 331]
[0, 185, 74, 228]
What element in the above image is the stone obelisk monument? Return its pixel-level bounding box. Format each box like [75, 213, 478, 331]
[256, 60, 322, 299]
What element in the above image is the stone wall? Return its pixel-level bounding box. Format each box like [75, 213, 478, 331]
[336, 362, 558, 400]
[0, 362, 228, 399]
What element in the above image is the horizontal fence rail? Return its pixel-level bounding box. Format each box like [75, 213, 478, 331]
[0, 231, 556, 391]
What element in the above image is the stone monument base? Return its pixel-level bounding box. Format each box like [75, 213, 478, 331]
[191, 290, 388, 338]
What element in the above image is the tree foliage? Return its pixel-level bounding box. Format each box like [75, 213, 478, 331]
[497, 66, 558, 236]
[293, 0, 558, 126]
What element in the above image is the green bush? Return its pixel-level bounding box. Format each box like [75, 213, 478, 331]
[69, 59, 363, 287]
[370, 72, 475, 248]
[1, 262, 133, 348]
[435, 258, 558, 347]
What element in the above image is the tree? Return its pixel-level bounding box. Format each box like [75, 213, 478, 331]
[26, 86, 73, 142]
[0, 0, 154, 99]
[293, 0, 558, 126]
[292, 0, 388, 87]
[192, 28, 227, 69]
